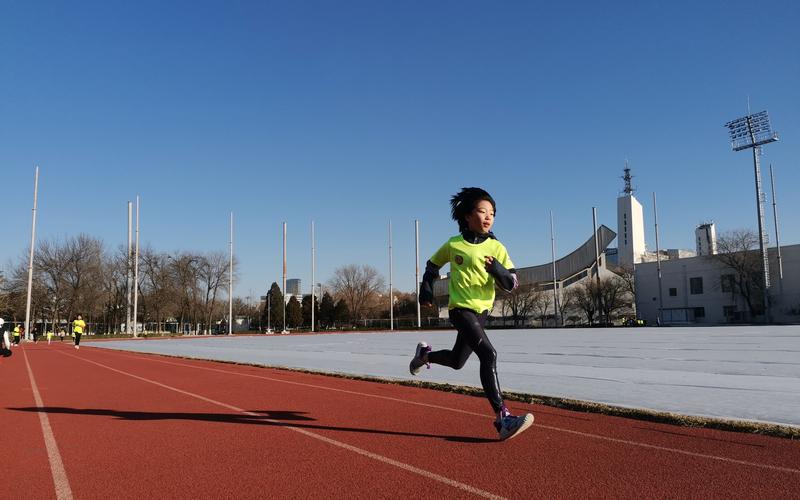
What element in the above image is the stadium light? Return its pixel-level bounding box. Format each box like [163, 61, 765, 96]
[724, 110, 779, 322]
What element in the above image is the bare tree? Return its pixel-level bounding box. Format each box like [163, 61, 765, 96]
[559, 286, 578, 326]
[531, 287, 553, 327]
[715, 229, 764, 318]
[500, 286, 538, 327]
[573, 279, 600, 325]
[328, 264, 385, 325]
[197, 251, 231, 334]
[140, 248, 175, 333]
[597, 275, 631, 323]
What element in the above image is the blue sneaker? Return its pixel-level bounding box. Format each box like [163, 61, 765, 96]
[409, 342, 432, 375]
[494, 411, 534, 441]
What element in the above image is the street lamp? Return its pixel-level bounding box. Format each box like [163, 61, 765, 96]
[724, 110, 779, 321]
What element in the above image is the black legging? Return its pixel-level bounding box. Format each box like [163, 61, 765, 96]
[74, 332, 82, 346]
[428, 308, 504, 413]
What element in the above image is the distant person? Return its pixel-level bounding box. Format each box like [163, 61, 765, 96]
[72, 314, 86, 350]
[47, 330, 54, 345]
[59, 328, 66, 342]
[12, 324, 22, 346]
[1, 317, 10, 356]
[410, 187, 534, 441]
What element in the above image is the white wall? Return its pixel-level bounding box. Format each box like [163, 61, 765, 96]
[635, 244, 800, 324]
[617, 194, 646, 268]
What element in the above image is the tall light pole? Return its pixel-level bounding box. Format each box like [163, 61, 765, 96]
[414, 219, 421, 329]
[769, 165, 784, 293]
[282, 222, 287, 334]
[126, 201, 133, 335]
[725, 110, 779, 322]
[133, 196, 140, 337]
[311, 221, 316, 332]
[228, 211, 233, 336]
[389, 220, 394, 331]
[653, 192, 664, 326]
[550, 210, 559, 326]
[24, 166, 40, 341]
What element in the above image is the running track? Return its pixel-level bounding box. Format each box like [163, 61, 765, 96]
[2, 342, 799, 499]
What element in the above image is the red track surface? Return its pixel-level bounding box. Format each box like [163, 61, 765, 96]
[2, 342, 799, 499]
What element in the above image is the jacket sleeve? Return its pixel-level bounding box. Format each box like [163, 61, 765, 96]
[419, 260, 441, 304]
[486, 258, 518, 292]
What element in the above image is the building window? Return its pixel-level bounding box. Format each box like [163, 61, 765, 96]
[721, 274, 735, 293]
[690, 277, 703, 295]
[694, 307, 705, 319]
[669, 287, 677, 297]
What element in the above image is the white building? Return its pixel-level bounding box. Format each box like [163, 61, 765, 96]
[286, 278, 302, 296]
[635, 244, 800, 324]
[695, 223, 717, 256]
[617, 168, 646, 268]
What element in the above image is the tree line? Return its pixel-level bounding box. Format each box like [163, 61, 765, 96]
[0, 234, 233, 334]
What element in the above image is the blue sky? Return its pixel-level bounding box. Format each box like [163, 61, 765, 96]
[2, 0, 798, 300]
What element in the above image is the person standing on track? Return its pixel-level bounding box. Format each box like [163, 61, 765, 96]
[1, 317, 10, 356]
[72, 314, 86, 350]
[410, 187, 534, 441]
[12, 324, 22, 346]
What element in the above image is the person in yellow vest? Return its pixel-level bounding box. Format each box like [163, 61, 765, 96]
[72, 314, 86, 350]
[410, 187, 533, 441]
[13, 324, 22, 346]
[47, 330, 54, 345]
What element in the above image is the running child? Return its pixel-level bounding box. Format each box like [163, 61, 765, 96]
[411, 187, 534, 441]
[72, 314, 86, 350]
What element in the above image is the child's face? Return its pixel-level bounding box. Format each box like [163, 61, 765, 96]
[466, 200, 495, 234]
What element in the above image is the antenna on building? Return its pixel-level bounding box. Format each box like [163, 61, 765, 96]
[622, 161, 634, 195]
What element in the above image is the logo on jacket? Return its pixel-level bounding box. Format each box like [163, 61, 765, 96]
[454, 255, 464, 265]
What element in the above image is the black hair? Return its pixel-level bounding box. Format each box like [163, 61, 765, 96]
[450, 187, 496, 231]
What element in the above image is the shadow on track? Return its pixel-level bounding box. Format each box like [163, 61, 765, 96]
[9, 406, 496, 444]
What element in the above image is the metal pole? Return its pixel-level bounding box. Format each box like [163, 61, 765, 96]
[415, 219, 420, 329]
[592, 207, 601, 324]
[653, 192, 664, 326]
[133, 196, 140, 337]
[389, 220, 394, 331]
[751, 145, 771, 321]
[592, 207, 600, 284]
[769, 164, 783, 292]
[550, 210, 559, 326]
[282, 222, 287, 333]
[24, 166, 39, 341]
[311, 220, 316, 332]
[126, 201, 132, 335]
[229, 211, 233, 335]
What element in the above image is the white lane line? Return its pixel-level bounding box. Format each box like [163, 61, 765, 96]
[63, 352, 506, 500]
[23, 348, 74, 500]
[98, 349, 800, 475]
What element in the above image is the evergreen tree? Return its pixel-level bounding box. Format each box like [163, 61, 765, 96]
[318, 292, 335, 328]
[260, 282, 284, 330]
[333, 300, 350, 328]
[286, 296, 303, 328]
[301, 294, 319, 329]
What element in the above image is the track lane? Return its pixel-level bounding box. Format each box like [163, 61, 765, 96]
[0, 345, 60, 499]
[13, 343, 800, 499]
[73, 345, 800, 499]
[21, 343, 500, 499]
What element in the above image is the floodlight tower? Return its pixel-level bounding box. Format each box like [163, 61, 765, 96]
[724, 110, 779, 321]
